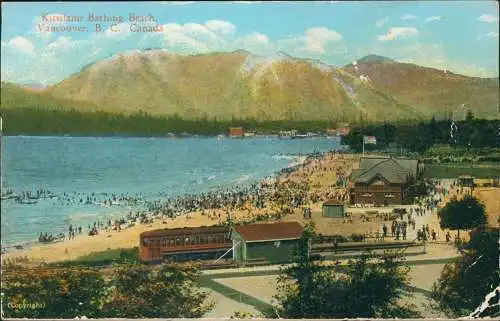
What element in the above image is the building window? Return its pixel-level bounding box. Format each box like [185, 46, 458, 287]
[200, 235, 208, 244]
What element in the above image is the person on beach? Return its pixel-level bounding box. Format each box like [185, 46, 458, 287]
[395, 224, 401, 240]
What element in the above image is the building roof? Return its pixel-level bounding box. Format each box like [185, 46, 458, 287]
[234, 222, 304, 242]
[359, 157, 418, 177]
[353, 157, 415, 184]
[323, 199, 344, 206]
[141, 226, 228, 237]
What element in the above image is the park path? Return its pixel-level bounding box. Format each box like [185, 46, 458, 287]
[202, 244, 460, 317]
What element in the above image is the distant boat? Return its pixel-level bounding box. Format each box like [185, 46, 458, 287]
[279, 130, 297, 138]
[1, 194, 18, 201]
[20, 199, 38, 205]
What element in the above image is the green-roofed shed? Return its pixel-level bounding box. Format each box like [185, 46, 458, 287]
[322, 200, 345, 217]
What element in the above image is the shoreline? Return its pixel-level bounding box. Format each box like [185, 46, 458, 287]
[0, 150, 330, 261]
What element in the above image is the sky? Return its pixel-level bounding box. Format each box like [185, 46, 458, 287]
[1, 1, 499, 85]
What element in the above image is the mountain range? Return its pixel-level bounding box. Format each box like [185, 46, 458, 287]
[2, 50, 499, 122]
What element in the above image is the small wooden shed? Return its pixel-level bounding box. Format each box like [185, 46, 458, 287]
[231, 222, 304, 264]
[322, 200, 345, 218]
[458, 174, 474, 187]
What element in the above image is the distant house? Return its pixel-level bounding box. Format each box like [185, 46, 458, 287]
[326, 126, 350, 137]
[231, 222, 304, 264]
[349, 157, 421, 205]
[322, 200, 345, 217]
[458, 174, 474, 187]
[229, 127, 244, 137]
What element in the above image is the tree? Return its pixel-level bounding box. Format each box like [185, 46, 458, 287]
[432, 227, 500, 317]
[341, 127, 364, 152]
[3, 267, 106, 318]
[102, 263, 213, 318]
[3, 263, 214, 318]
[438, 196, 487, 241]
[274, 223, 419, 318]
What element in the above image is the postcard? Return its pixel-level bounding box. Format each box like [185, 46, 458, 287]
[1, 1, 499, 320]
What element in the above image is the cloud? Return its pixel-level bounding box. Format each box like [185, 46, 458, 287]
[425, 16, 442, 22]
[378, 27, 419, 41]
[401, 14, 419, 20]
[157, 21, 234, 53]
[301, 27, 343, 54]
[1, 36, 35, 54]
[375, 17, 388, 28]
[235, 32, 269, 45]
[478, 14, 499, 23]
[478, 32, 499, 40]
[204, 20, 236, 36]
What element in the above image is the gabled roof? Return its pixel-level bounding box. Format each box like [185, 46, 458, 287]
[359, 157, 418, 176]
[234, 222, 304, 242]
[353, 158, 411, 184]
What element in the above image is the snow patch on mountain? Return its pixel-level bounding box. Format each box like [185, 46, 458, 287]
[334, 75, 359, 105]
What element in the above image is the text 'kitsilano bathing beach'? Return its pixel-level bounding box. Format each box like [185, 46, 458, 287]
[1, 1, 500, 320]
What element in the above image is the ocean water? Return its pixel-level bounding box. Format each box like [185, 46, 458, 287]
[1, 136, 342, 246]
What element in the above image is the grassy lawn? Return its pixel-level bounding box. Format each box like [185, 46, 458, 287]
[424, 164, 500, 179]
[49, 247, 139, 267]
